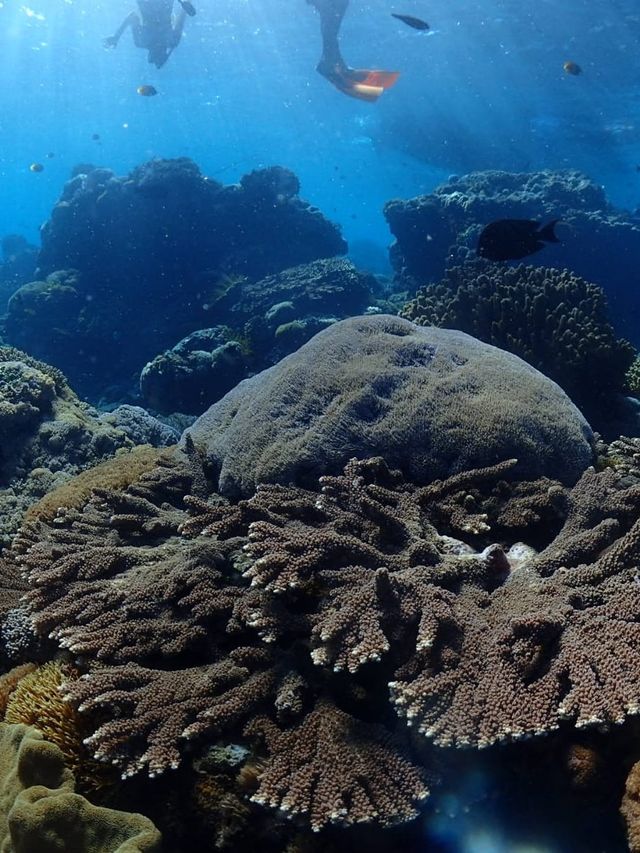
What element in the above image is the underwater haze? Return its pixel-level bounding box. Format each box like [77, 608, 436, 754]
[3, 0, 640, 251]
[3, 1, 640, 853]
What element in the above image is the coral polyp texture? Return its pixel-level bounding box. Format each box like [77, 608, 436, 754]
[185, 314, 594, 498]
[9, 442, 640, 833]
[400, 259, 635, 423]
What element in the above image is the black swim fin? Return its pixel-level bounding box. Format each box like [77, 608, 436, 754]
[177, 0, 196, 16]
[538, 219, 561, 243]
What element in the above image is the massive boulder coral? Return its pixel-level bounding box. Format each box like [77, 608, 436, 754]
[6, 159, 346, 399]
[185, 314, 594, 497]
[400, 260, 635, 427]
[384, 170, 640, 345]
[0, 723, 160, 852]
[10, 438, 640, 836]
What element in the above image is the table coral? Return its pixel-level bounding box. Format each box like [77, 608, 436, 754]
[11, 447, 640, 834]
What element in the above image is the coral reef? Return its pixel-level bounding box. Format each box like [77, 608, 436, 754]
[0, 349, 132, 549]
[626, 356, 640, 397]
[23, 445, 174, 525]
[400, 260, 635, 423]
[9, 440, 640, 836]
[623, 759, 640, 852]
[0, 234, 37, 313]
[139, 258, 377, 415]
[97, 406, 179, 447]
[227, 257, 375, 328]
[140, 328, 248, 415]
[384, 170, 640, 345]
[0, 723, 161, 852]
[4, 663, 86, 778]
[185, 314, 594, 497]
[6, 159, 346, 399]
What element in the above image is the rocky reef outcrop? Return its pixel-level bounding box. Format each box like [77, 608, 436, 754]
[5, 160, 346, 400]
[384, 170, 640, 345]
[139, 257, 377, 415]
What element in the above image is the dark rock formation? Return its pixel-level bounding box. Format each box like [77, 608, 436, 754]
[0, 235, 38, 313]
[140, 328, 248, 415]
[6, 159, 346, 399]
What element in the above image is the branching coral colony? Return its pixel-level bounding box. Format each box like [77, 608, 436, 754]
[10, 448, 640, 832]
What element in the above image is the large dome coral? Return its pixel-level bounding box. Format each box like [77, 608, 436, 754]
[185, 314, 594, 497]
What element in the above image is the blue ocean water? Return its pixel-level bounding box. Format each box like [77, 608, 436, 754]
[3, 0, 640, 256]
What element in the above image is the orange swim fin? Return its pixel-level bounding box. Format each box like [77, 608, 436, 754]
[337, 70, 400, 101]
[357, 70, 400, 90]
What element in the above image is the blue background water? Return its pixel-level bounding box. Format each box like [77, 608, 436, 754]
[3, 0, 640, 269]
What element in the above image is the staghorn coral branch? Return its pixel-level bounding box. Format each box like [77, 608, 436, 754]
[247, 700, 429, 831]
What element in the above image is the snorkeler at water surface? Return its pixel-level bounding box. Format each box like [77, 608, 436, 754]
[307, 0, 399, 100]
[104, 0, 195, 68]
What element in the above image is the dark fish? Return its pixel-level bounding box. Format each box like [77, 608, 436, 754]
[177, 0, 196, 15]
[391, 13, 430, 30]
[635, 164, 640, 172]
[92, 133, 100, 141]
[46, 152, 55, 159]
[477, 218, 561, 261]
[563, 60, 582, 75]
[137, 84, 158, 97]
[29, 163, 44, 173]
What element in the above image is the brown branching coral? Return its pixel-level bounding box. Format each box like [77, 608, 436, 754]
[10, 448, 640, 833]
[247, 702, 429, 831]
[400, 260, 635, 417]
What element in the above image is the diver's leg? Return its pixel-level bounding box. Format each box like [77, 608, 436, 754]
[104, 11, 138, 48]
[308, 0, 349, 78]
[130, 15, 148, 48]
[308, 0, 399, 101]
[169, 7, 187, 48]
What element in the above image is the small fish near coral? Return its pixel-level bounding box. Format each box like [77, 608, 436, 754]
[137, 84, 158, 97]
[29, 163, 44, 173]
[563, 60, 582, 75]
[391, 13, 430, 30]
[477, 218, 561, 261]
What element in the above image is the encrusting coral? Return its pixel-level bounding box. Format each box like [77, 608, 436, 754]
[9, 446, 640, 833]
[400, 259, 635, 417]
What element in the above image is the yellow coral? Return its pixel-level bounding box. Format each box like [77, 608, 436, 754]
[4, 662, 83, 776]
[0, 665, 37, 719]
[24, 445, 174, 524]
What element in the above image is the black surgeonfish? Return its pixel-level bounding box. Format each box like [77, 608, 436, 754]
[477, 218, 561, 261]
[391, 13, 430, 30]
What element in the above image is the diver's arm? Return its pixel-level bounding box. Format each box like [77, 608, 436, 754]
[104, 12, 138, 48]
